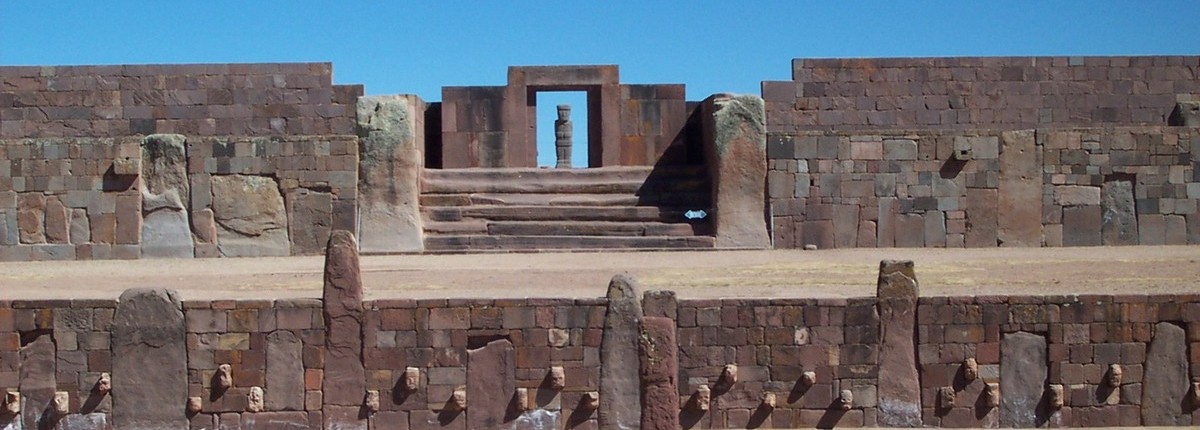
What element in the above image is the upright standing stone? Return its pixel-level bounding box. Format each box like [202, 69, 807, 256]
[19, 334, 55, 429]
[356, 95, 425, 253]
[1101, 178, 1139, 245]
[555, 104, 573, 168]
[702, 94, 770, 249]
[322, 230, 366, 429]
[266, 330, 305, 411]
[875, 260, 921, 427]
[599, 274, 642, 430]
[1142, 322, 1190, 425]
[111, 289, 188, 430]
[1000, 331, 1048, 428]
[997, 130, 1042, 246]
[140, 134, 194, 258]
[467, 339, 515, 429]
[639, 316, 679, 430]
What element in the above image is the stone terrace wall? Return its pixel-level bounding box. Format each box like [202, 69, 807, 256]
[0, 63, 362, 138]
[0, 134, 358, 261]
[767, 126, 1200, 249]
[3, 258, 1199, 429]
[762, 56, 1199, 132]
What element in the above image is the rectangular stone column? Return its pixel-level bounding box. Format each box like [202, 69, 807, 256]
[997, 130, 1041, 246]
[1000, 331, 1050, 427]
[322, 230, 366, 429]
[140, 134, 193, 258]
[356, 95, 425, 253]
[111, 289, 188, 429]
[599, 274, 642, 429]
[875, 260, 921, 427]
[639, 316, 678, 430]
[701, 94, 770, 249]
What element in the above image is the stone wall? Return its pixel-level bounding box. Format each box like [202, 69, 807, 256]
[767, 127, 1200, 249]
[763, 56, 1199, 132]
[0, 134, 358, 261]
[3, 254, 1199, 429]
[0, 63, 362, 138]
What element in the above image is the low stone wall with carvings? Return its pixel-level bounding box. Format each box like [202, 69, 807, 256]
[2, 238, 1198, 429]
[768, 126, 1200, 249]
[0, 134, 358, 261]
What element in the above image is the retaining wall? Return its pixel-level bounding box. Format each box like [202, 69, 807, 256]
[2, 236, 1198, 429]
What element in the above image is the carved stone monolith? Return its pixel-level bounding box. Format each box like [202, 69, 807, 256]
[555, 104, 573, 168]
[599, 274, 642, 429]
[876, 260, 921, 427]
[322, 230, 366, 429]
[112, 289, 188, 430]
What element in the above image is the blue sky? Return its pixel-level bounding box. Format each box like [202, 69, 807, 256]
[2, 1, 1196, 166]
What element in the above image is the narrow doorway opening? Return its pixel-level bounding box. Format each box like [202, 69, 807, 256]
[536, 91, 588, 168]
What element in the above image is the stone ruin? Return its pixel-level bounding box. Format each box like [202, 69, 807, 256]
[0, 230, 1198, 429]
[0, 57, 1196, 260]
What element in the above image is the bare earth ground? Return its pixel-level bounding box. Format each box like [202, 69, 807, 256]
[1, 246, 1198, 301]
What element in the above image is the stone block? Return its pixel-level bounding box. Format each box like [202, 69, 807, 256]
[599, 274, 642, 429]
[44, 196, 69, 244]
[1000, 332, 1049, 427]
[68, 208, 89, 245]
[140, 134, 193, 258]
[1054, 185, 1101, 206]
[639, 316, 678, 430]
[467, 339, 515, 429]
[997, 130, 1042, 246]
[322, 231, 364, 407]
[1142, 322, 1190, 425]
[287, 188, 333, 255]
[965, 189, 998, 247]
[1062, 205, 1101, 246]
[1101, 178, 1139, 245]
[876, 260, 921, 427]
[211, 175, 289, 257]
[895, 214, 925, 248]
[112, 289, 188, 429]
[1138, 214, 1167, 245]
[358, 95, 424, 253]
[266, 331, 305, 411]
[883, 139, 917, 160]
[17, 193, 45, 244]
[702, 94, 769, 249]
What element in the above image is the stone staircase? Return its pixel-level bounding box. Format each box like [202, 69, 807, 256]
[420, 166, 715, 252]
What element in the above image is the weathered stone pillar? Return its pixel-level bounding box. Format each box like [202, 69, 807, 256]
[1142, 322, 1190, 425]
[1000, 331, 1049, 427]
[111, 289, 188, 429]
[701, 94, 769, 249]
[875, 260, 921, 427]
[598, 274, 642, 429]
[322, 230, 366, 429]
[140, 134, 193, 258]
[356, 95, 425, 253]
[467, 338, 515, 429]
[997, 129, 1041, 247]
[19, 334, 55, 429]
[639, 316, 678, 430]
[555, 104, 573, 168]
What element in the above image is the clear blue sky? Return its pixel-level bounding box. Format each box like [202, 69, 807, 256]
[2, 1, 1196, 166]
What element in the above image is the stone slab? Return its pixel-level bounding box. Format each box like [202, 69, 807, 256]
[287, 189, 332, 255]
[211, 175, 289, 257]
[466, 339, 515, 430]
[1062, 205, 1101, 247]
[875, 260, 920, 427]
[266, 330, 305, 411]
[997, 130, 1042, 246]
[141, 134, 193, 258]
[357, 95, 424, 253]
[19, 333, 55, 430]
[1000, 331, 1049, 428]
[964, 188, 998, 247]
[1101, 178, 1138, 245]
[1141, 322, 1190, 425]
[639, 316, 678, 430]
[599, 274, 642, 429]
[111, 288, 188, 430]
[703, 94, 769, 249]
[322, 231, 365, 409]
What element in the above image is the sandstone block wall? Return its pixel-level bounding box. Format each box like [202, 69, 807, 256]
[3, 286, 1199, 428]
[0, 63, 362, 138]
[763, 56, 1199, 132]
[768, 127, 1200, 248]
[0, 134, 358, 261]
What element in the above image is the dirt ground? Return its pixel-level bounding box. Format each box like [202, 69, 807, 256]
[0, 246, 1197, 301]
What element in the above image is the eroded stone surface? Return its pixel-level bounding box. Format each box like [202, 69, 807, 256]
[211, 174, 289, 257]
[1000, 331, 1048, 428]
[141, 134, 193, 258]
[466, 339, 515, 429]
[111, 288, 188, 430]
[357, 95, 425, 253]
[1142, 322, 1190, 425]
[599, 273, 642, 429]
[639, 316, 678, 430]
[19, 333, 55, 429]
[997, 130, 1041, 246]
[1101, 178, 1138, 245]
[266, 330, 305, 411]
[703, 94, 769, 249]
[286, 188, 332, 255]
[876, 260, 921, 427]
[322, 231, 365, 418]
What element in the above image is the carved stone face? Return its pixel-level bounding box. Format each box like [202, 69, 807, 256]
[1106, 364, 1123, 387]
[549, 366, 566, 391]
[3, 391, 19, 415]
[721, 364, 739, 386]
[52, 391, 69, 415]
[403, 367, 421, 391]
[215, 364, 234, 391]
[695, 385, 711, 411]
[96, 373, 112, 394]
[984, 383, 1000, 408]
[247, 386, 264, 412]
[838, 389, 854, 410]
[962, 358, 978, 382]
[364, 390, 381, 413]
[556, 105, 571, 121]
[1048, 384, 1064, 408]
[450, 388, 467, 411]
[515, 388, 530, 412]
[800, 371, 817, 386]
[187, 396, 202, 414]
[581, 391, 600, 410]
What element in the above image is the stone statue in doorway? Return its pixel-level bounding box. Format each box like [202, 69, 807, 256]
[555, 104, 573, 168]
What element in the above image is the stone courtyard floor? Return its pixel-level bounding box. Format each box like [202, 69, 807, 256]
[2, 245, 1198, 301]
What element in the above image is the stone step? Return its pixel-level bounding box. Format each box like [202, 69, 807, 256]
[419, 192, 711, 207]
[421, 166, 709, 195]
[422, 205, 705, 223]
[424, 220, 710, 237]
[424, 235, 716, 252]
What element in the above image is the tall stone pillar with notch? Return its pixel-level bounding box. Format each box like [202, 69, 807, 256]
[356, 95, 425, 253]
